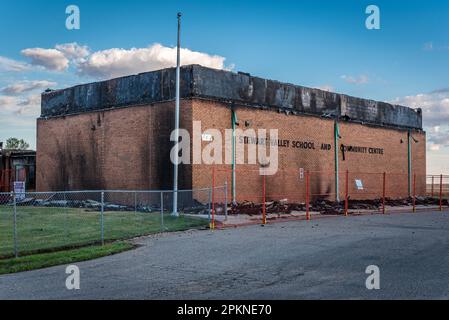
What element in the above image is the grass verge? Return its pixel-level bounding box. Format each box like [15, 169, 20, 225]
[0, 205, 209, 258]
[0, 241, 134, 275]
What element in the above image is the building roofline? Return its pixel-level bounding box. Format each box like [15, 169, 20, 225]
[41, 64, 423, 130]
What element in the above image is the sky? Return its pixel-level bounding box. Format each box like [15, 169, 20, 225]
[0, 0, 448, 174]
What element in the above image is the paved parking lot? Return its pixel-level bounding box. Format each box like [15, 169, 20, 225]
[1, 211, 449, 299]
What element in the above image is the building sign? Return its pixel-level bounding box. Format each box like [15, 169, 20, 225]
[14, 181, 26, 200]
[341, 145, 384, 155]
[239, 136, 332, 152]
[238, 136, 384, 156]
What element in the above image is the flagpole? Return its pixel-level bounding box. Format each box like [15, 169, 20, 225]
[172, 12, 181, 216]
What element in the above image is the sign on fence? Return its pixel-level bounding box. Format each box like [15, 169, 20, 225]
[14, 181, 26, 200]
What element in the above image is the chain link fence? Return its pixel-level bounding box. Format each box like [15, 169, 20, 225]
[0, 187, 223, 259]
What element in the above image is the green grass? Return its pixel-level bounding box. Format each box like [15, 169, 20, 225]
[0, 241, 134, 275]
[0, 205, 209, 258]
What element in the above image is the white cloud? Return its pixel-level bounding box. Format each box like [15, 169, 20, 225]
[1, 80, 57, 95]
[392, 91, 449, 128]
[17, 43, 230, 79]
[16, 94, 41, 116]
[0, 94, 41, 116]
[21, 48, 69, 71]
[77, 43, 228, 79]
[426, 129, 449, 151]
[341, 74, 369, 85]
[0, 96, 18, 112]
[392, 90, 449, 151]
[55, 43, 90, 60]
[0, 56, 31, 72]
[0, 94, 37, 150]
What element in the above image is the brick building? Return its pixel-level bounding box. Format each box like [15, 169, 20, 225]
[37, 65, 425, 202]
[0, 143, 36, 192]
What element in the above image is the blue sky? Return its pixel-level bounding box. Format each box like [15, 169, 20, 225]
[0, 0, 448, 173]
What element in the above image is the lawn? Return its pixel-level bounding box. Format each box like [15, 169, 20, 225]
[0, 241, 134, 275]
[0, 205, 209, 259]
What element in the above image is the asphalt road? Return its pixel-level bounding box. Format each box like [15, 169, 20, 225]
[1, 211, 449, 300]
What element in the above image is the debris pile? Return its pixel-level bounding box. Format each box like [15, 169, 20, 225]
[225, 196, 448, 216]
[9, 196, 209, 214]
[229, 199, 305, 216]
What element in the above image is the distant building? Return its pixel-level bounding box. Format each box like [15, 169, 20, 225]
[0, 142, 36, 192]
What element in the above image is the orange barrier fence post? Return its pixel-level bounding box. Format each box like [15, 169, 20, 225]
[412, 174, 416, 213]
[306, 171, 310, 221]
[440, 174, 443, 212]
[211, 166, 216, 229]
[262, 174, 267, 225]
[344, 170, 349, 216]
[431, 176, 435, 197]
[382, 172, 386, 214]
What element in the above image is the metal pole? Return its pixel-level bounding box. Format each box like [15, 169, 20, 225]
[431, 176, 434, 198]
[407, 131, 412, 197]
[345, 170, 349, 216]
[412, 174, 416, 213]
[161, 191, 165, 232]
[64, 192, 68, 242]
[262, 174, 266, 225]
[211, 166, 216, 229]
[440, 174, 443, 211]
[231, 110, 237, 203]
[13, 191, 18, 258]
[101, 191, 104, 245]
[306, 171, 310, 221]
[224, 180, 228, 221]
[208, 187, 212, 223]
[413, 173, 416, 212]
[334, 121, 340, 202]
[172, 12, 182, 217]
[382, 172, 386, 214]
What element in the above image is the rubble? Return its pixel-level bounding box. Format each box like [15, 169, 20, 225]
[224, 196, 449, 216]
[8, 195, 209, 214]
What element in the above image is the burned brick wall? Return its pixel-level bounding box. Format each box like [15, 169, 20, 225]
[36, 101, 192, 191]
[42, 65, 422, 130]
[37, 65, 425, 199]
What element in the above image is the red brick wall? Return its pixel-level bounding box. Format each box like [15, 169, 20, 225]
[36, 98, 426, 203]
[191, 99, 426, 202]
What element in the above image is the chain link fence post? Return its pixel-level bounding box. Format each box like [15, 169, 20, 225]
[306, 171, 310, 221]
[208, 187, 212, 223]
[160, 191, 165, 232]
[439, 174, 443, 212]
[224, 180, 228, 221]
[12, 191, 18, 258]
[64, 191, 68, 243]
[382, 172, 386, 214]
[101, 191, 105, 245]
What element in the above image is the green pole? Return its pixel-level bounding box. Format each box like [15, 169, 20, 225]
[334, 121, 340, 202]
